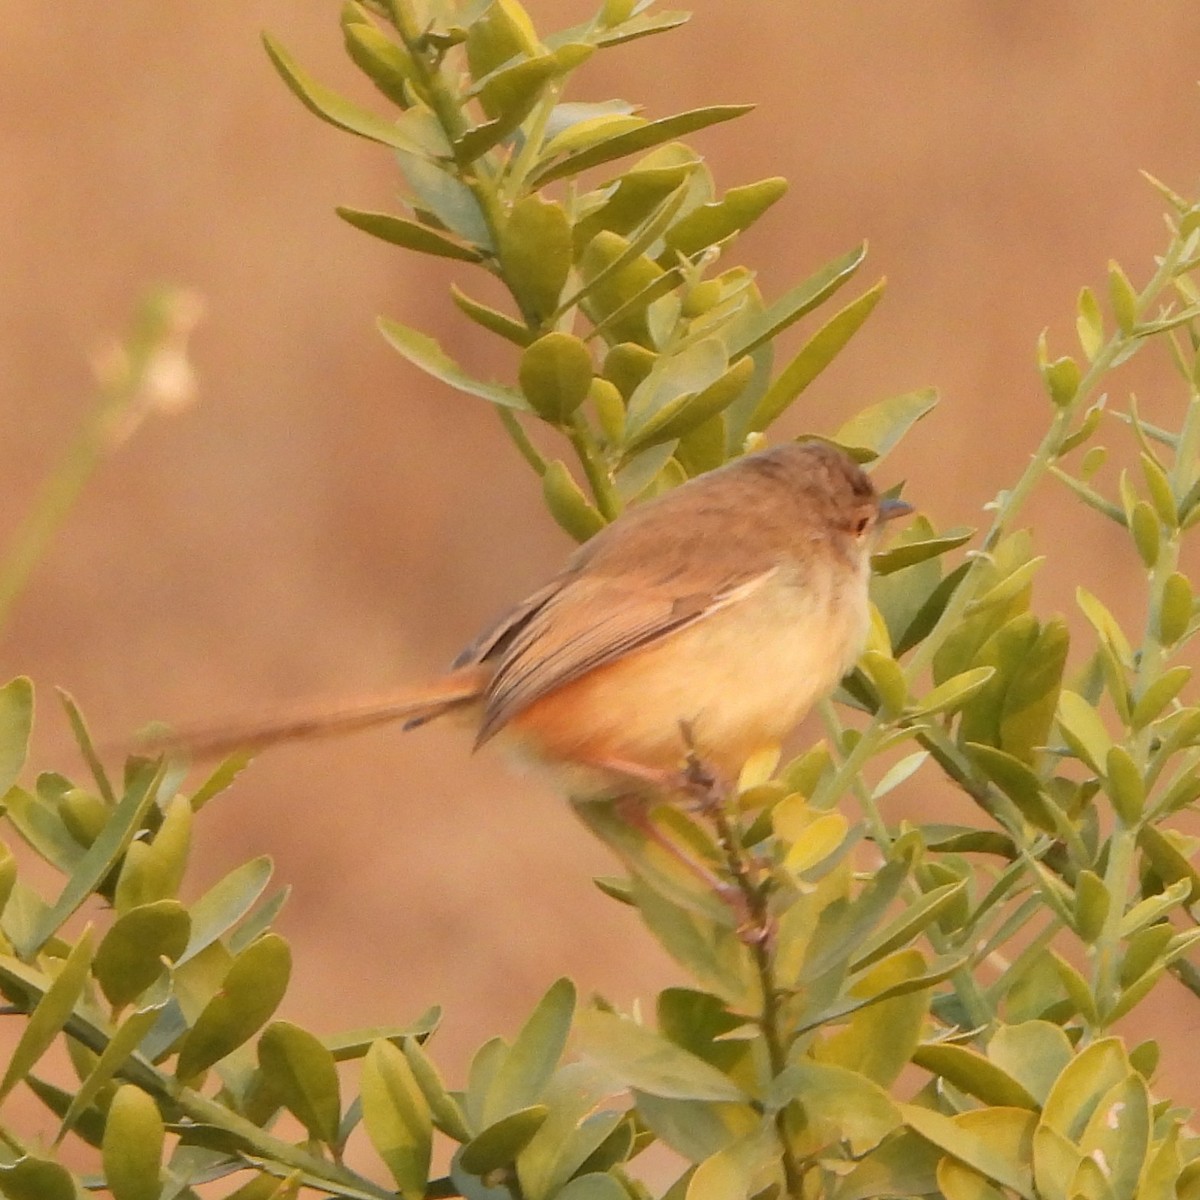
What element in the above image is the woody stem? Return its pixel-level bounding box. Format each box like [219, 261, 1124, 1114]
[701, 789, 803, 1198]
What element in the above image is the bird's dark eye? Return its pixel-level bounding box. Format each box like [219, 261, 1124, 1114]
[854, 514, 871, 535]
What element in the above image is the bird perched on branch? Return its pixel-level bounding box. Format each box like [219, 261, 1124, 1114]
[155, 440, 910, 794]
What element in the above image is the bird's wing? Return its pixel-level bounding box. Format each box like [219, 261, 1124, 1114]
[474, 561, 779, 744]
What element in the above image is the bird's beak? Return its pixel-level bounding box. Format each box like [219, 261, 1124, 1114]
[878, 497, 914, 522]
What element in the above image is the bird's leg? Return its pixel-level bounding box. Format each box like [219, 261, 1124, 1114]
[573, 754, 749, 920]
[676, 723, 775, 948]
[609, 792, 738, 902]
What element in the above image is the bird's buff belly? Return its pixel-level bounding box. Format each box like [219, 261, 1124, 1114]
[501, 571, 868, 786]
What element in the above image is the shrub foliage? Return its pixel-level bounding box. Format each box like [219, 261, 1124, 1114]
[3, 3, 1200, 1200]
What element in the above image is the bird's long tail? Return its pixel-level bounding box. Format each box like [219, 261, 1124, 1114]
[139, 668, 488, 761]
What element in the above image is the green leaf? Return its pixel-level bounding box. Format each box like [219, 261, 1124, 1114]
[1138, 824, 1200, 904]
[0, 677, 34, 798]
[911, 1043, 1038, 1109]
[1048, 952, 1099, 1024]
[463, 56, 560, 155]
[1076, 286, 1104, 359]
[901, 1104, 1035, 1198]
[850, 885, 968, 972]
[3, 784, 83, 875]
[1108, 260, 1138, 334]
[835, 389, 937, 462]
[572, 149, 696, 244]
[336, 208, 484, 261]
[57, 688, 115, 804]
[500, 196, 573, 324]
[403, 1036, 471, 1142]
[0, 928, 94, 1102]
[27, 767, 161, 956]
[554, 1175, 628, 1200]
[966, 558, 1046, 617]
[180, 855, 274, 963]
[782, 812, 849, 876]
[815, 954, 930, 1088]
[1077, 587, 1134, 666]
[103, 1084, 164, 1200]
[936, 1108, 1041, 1200]
[519, 334, 594, 423]
[1130, 499, 1160, 567]
[94, 900, 190, 1009]
[484, 977, 575, 1124]
[860, 650, 907, 717]
[263, 35, 421, 150]
[460, 1106, 550, 1174]
[586, 8, 691, 47]
[625, 337, 724, 432]
[1041, 353, 1081, 407]
[747, 280, 886, 432]
[113, 793, 192, 911]
[625, 356, 752, 452]
[465, 0, 540, 82]
[832, 1128, 941, 1200]
[175, 933, 293, 1080]
[661, 177, 787, 259]
[1040, 1038, 1129, 1143]
[342, 12, 415, 109]
[871, 528, 973, 575]
[1056, 690, 1113, 774]
[532, 105, 753, 187]
[544, 112, 645, 161]
[1118, 877, 1191, 939]
[1138, 1125, 1181, 1200]
[685, 1130, 779, 1200]
[986, 1021, 1073, 1106]
[1078, 1074, 1150, 1200]
[0, 842, 15, 915]
[362, 1039, 433, 1200]
[542, 461, 606, 542]
[1032, 1123, 1081, 1200]
[0, 1157, 79, 1200]
[775, 1061, 902, 1158]
[1139, 451, 1178, 527]
[623, 874, 754, 1008]
[575, 1009, 746, 1101]
[1104, 745, 1145, 825]
[998, 617, 1069, 762]
[378, 318, 529, 410]
[188, 751, 252, 811]
[1158, 571, 1193, 646]
[258, 1020, 342, 1147]
[323, 1008, 441, 1060]
[633, 1093, 755, 1164]
[576, 198, 684, 344]
[1072, 870, 1110, 943]
[451, 284, 533, 347]
[396, 148, 491, 247]
[58, 988, 168, 1140]
[726, 243, 866, 360]
[908, 667, 995, 719]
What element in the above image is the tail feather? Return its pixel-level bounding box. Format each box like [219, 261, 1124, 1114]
[140, 670, 486, 761]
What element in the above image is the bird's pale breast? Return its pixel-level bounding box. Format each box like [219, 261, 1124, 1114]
[503, 552, 870, 786]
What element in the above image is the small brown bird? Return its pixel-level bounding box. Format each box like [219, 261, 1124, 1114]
[165, 441, 910, 792]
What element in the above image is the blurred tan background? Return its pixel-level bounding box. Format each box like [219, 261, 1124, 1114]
[4, 0, 1200, 1127]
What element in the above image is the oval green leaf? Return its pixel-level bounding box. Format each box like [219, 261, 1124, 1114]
[519, 333, 594, 422]
[336, 208, 483, 262]
[103, 1085, 164, 1200]
[175, 933, 293, 1081]
[94, 900, 191, 1009]
[362, 1038, 433, 1200]
[258, 1020, 342, 1147]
